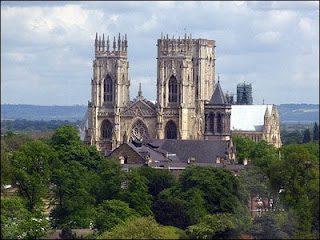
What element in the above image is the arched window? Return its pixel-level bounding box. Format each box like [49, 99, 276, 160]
[166, 121, 177, 139]
[104, 75, 113, 103]
[209, 113, 214, 133]
[131, 120, 149, 141]
[102, 120, 113, 139]
[217, 113, 222, 133]
[169, 76, 178, 103]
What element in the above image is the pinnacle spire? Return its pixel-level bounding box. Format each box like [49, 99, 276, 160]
[138, 82, 142, 97]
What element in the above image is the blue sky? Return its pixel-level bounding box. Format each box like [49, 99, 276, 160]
[1, 1, 319, 105]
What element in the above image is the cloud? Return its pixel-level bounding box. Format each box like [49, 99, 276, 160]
[254, 31, 282, 44]
[1, 1, 319, 105]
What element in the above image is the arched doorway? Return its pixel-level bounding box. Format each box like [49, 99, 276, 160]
[165, 121, 177, 139]
[101, 120, 113, 139]
[130, 120, 149, 141]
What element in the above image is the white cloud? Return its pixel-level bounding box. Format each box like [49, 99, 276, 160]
[4, 52, 35, 63]
[1, 1, 319, 105]
[254, 31, 281, 44]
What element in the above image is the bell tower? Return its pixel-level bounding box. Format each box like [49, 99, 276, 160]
[86, 33, 130, 153]
[156, 34, 216, 140]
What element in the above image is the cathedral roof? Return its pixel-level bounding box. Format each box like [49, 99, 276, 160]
[144, 139, 229, 164]
[208, 81, 228, 105]
[231, 105, 273, 131]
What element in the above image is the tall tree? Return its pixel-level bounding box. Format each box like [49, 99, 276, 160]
[313, 122, 319, 141]
[303, 128, 311, 143]
[10, 140, 54, 211]
[119, 171, 153, 216]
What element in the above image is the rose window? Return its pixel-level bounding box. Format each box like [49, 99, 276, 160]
[131, 121, 149, 141]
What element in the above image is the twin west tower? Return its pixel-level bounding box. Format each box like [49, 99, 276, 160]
[84, 33, 232, 153]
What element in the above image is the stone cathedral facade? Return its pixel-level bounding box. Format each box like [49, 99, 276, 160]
[83, 33, 281, 153]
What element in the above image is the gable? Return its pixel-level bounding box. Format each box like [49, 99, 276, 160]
[121, 100, 157, 117]
[108, 143, 145, 164]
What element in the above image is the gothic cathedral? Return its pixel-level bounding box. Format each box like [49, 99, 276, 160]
[84, 33, 232, 153]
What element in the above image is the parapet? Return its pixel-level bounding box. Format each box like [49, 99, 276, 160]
[94, 33, 128, 58]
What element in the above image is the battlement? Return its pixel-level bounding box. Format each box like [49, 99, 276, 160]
[95, 33, 128, 57]
[157, 33, 215, 57]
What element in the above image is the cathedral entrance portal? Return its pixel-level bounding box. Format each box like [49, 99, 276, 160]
[130, 120, 149, 141]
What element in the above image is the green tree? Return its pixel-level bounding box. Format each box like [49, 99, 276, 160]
[1, 139, 13, 186]
[233, 136, 257, 163]
[119, 171, 153, 216]
[50, 160, 95, 228]
[156, 166, 250, 230]
[92, 158, 123, 204]
[152, 198, 192, 229]
[135, 167, 176, 200]
[94, 199, 138, 232]
[10, 140, 54, 211]
[187, 213, 237, 239]
[313, 122, 319, 141]
[3, 131, 33, 152]
[303, 128, 311, 143]
[98, 216, 181, 239]
[1, 196, 49, 239]
[269, 144, 319, 238]
[247, 213, 289, 239]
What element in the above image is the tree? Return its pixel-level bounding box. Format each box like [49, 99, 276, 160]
[269, 144, 319, 238]
[135, 167, 176, 200]
[233, 136, 257, 163]
[247, 212, 290, 239]
[313, 122, 319, 141]
[10, 140, 54, 211]
[303, 128, 311, 143]
[3, 131, 33, 152]
[1, 196, 49, 239]
[92, 158, 123, 204]
[156, 166, 250, 230]
[152, 199, 192, 229]
[119, 171, 153, 216]
[50, 160, 95, 228]
[187, 213, 237, 239]
[94, 200, 138, 232]
[1, 139, 13, 186]
[99, 216, 181, 239]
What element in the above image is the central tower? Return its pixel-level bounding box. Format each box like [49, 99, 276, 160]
[156, 34, 216, 139]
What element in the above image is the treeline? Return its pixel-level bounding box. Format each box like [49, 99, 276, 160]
[281, 122, 319, 145]
[1, 126, 319, 239]
[1, 119, 81, 134]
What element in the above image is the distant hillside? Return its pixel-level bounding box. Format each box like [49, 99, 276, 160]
[277, 104, 319, 123]
[1, 104, 87, 122]
[1, 103, 319, 123]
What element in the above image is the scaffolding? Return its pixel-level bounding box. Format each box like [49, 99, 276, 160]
[236, 82, 253, 105]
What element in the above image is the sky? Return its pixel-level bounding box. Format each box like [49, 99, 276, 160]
[1, 1, 319, 106]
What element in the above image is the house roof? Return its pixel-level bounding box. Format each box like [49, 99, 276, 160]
[209, 82, 228, 105]
[230, 105, 273, 131]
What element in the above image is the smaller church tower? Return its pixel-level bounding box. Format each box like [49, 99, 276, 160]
[204, 80, 231, 141]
